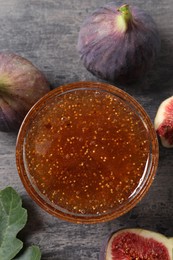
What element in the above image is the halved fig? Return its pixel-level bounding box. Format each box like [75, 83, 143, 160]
[100, 228, 173, 260]
[154, 96, 173, 148]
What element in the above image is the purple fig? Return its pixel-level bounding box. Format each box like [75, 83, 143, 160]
[0, 52, 50, 132]
[77, 3, 160, 83]
[154, 96, 173, 148]
[100, 228, 172, 259]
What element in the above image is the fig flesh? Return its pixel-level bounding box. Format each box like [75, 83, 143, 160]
[77, 3, 160, 83]
[154, 96, 173, 148]
[100, 228, 173, 260]
[0, 52, 50, 132]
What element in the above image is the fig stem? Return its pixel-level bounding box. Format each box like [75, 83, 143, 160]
[117, 4, 132, 32]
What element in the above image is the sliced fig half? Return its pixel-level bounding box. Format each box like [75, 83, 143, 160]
[100, 228, 173, 260]
[154, 96, 173, 148]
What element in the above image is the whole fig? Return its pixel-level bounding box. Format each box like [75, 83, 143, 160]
[77, 3, 160, 83]
[0, 52, 50, 132]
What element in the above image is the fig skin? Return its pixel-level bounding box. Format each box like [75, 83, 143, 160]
[0, 52, 50, 132]
[100, 228, 173, 260]
[77, 3, 160, 83]
[154, 96, 173, 148]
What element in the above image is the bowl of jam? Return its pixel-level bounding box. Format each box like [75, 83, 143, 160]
[16, 81, 159, 223]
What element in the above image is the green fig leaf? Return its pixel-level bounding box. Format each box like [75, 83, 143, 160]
[0, 187, 42, 260]
[14, 246, 41, 260]
[0, 187, 27, 260]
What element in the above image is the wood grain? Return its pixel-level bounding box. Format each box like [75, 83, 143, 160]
[0, 0, 173, 259]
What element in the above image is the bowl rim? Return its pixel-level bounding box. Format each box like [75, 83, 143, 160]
[16, 81, 159, 224]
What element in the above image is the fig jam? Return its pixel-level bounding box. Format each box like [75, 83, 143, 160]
[24, 88, 150, 216]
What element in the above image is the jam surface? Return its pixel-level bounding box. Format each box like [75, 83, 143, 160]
[25, 89, 149, 215]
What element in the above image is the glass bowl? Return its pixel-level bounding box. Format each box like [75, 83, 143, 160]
[16, 81, 159, 224]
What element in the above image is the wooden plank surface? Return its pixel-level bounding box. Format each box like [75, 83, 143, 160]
[0, 0, 173, 259]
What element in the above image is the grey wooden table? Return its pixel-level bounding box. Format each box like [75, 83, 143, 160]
[0, 0, 173, 259]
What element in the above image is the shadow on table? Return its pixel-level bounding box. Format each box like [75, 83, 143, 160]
[17, 196, 45, 243]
